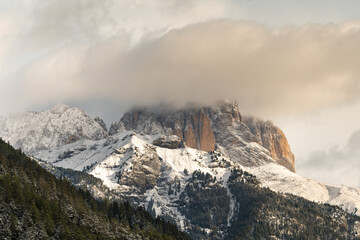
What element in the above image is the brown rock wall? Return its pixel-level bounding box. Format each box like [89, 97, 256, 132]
[183, 125, 197, 149]
[243, 117, 296, 172]
[119, 102, 295, 172]
[198, 111, 216, 151]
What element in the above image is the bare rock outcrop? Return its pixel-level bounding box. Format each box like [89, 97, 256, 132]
[117, 146, 161, 193]
[116, 101, 296, 172]
[170, 109, 216, 152]
[153, 135, 183, 149]
[243, 117, 296, 172]
[108, 122, 120, 135]
[94, 116, 107, 132]
[119, 107, 216, 152]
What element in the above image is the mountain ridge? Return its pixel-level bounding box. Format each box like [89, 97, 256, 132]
[110, 101, 295, 172]
[2, 102, 360, 239]
[0, 104, 108, 154]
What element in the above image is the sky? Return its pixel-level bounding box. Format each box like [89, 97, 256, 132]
[1, 0, 360, 187]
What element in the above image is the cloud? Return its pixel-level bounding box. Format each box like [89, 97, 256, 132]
[297, 129, 360, 188]
[117, 20, 360, 116]
[14, 20, 360, 115]
[1, 1, 360, 120]
[0, 0, 236, 113]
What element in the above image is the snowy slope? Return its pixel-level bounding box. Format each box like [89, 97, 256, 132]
[34, 132, 360, 218]
[247, 163, 360, 215]
[0, 104, 108, 154]
[2, 103, 360, 235]
[34, 132, 239, 230]
[35, 132, 127, 171]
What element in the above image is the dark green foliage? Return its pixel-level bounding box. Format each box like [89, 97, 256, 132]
[176, 168, 360, 240]
[0, 138, 188, 240]
[226, 169, 360, 240]
[38, 161, 121, 200]
[178, 170, 230, 237]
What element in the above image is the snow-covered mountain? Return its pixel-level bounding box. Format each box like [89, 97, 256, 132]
[33, 130, 360, 238]
[110, 101, 296, 172]
[34, 131, 360, 216]
[1, 102, 360, 238]
[0, 104, 108, 154]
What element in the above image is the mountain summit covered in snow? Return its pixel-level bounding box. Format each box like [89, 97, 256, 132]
[110, 101, 296, 172]
[1, 102, 360, 239]
[0, 104, 108, 154]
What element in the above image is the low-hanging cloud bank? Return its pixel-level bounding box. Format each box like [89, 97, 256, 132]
[117, 20, 360, 116]
[1, 1, 360, 118]
[21, 21, 360, 116]
[297, 128, 360, 188]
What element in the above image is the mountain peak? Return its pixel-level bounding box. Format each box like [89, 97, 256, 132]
[113, 101, 295, 172]
[0, 104, 108, 153]
[50, 103, 71, 113]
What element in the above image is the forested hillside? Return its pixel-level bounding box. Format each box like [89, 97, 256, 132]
[0, 139, 188, 240]
[177, 169, 360, 239]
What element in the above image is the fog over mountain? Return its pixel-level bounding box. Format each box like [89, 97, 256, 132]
[2, 102, 360, 239]
[1, 0, 360, 187]
[298, 128, 360, 188]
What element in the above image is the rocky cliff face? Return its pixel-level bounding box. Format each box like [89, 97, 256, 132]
[168, 109, 216, 152]
[119, 106, 216, 152]
[244, 117, 296, 172]
[108, 121, 120, 135]
[117, 144, 161, 195]
[94, 116, 107, 132]
[113, 101, 295, 172]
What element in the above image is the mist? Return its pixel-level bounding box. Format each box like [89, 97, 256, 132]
[1, 0, 360, 187]
[2, 18, 360, 120]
